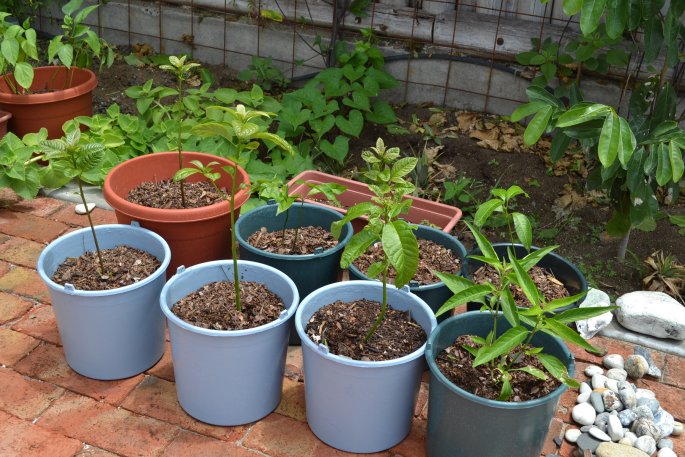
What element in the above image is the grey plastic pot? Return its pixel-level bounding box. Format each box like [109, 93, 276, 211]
[36, 224, 170, 380]
[295, 280, 437, 453]
[425, 312, 574, 457]
[235, 202, 353, 344]
[349, 224, 466, 322]
[160, 260, 299, 426]
[465, 243, 588, 313]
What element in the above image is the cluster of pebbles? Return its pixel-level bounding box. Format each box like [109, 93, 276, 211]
[566, 350, 682, 457]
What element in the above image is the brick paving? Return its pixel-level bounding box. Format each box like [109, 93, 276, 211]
[0, 194, 683, 457]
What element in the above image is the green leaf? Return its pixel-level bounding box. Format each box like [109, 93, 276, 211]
[473, 199, 503, 227]
[391, 157, 418, 180]
[598, 112, 620, 168]
[669, 141, 684, 183]
[536, 352, 570, 381]
[436, 284, 494, 316]
[366, 260, 386, 279]
[511, 101, 548, 123]
[435, 271, 473, 294]
[498, 379, 513, 401]
[550, 131, 572, 162]
[617, 116, 636, 167]
[320, 136, 349, 165]
[511, 212, 532, 250]
[656, 143, 672, 186]
[340, 230, 377, 269]
[335, 110, 364, 137]
[473, 326, 528, 367]
[260, 9, 284, 21]
[1, 37, 19, 65]
[515, 366, 548, 380]
[556, 103, 611, 127]
[465, 221, 498, 261]
[382, 220, 419, 288]
[563, 0, 582, 15]
[540, 62, 557, 82]
[644, 16, 664, 63]
[542, 318, 599, 353]
[57, 44, 74, 68]
[523, 105, 553, 145]
[500, 287, 520, 328]
[580, 0, 607, 35]
[525, 86, 564, 109]
[510, 255, 541, 307]
[553, 305, 616, 324]
[605, 0, 628, 38]
[13, 62, 33, 90]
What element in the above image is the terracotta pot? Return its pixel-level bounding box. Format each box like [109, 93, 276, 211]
[103, 152, 250, 277]
[0, 110, 11, 138]
[287, 170, 462, 233]
[0, 66, 97, 138]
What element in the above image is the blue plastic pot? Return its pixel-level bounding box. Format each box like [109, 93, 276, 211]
[465, 243, 588, 312]
[160, 260, 299, 426]
[425, 312, 574, 457]
[295, 280, 437, 453]
[349, 225, 466, 322]
[37, 224, 170, 380]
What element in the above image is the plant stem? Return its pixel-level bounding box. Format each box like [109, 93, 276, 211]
[77, 178, 105, 275]
[617, 228, 631, 262]
[3, 74, 19, 94]
[177, 76, 187, 208]
[229, 163, 241, 312]
[365, 263, 388, 342]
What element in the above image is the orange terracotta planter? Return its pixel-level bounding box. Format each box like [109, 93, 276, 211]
[0, 110, 11, 138]
[287, 170, 462, 233]
[103, 152, 251, 277]
[0, 66, 97, 139]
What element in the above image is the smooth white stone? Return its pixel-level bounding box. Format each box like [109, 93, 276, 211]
[603, 354, 625, 370]
[672, 421, 683, 436]
[586, 365, 605, 377]
[636, 388, 657, 400]
[577, 288, 614, 338]
[590, 426, 613, 442]
[607, 368, 628, 382]
[634, 435, 657, 456]
[565, 428, 582, 443]
[573, 402, 598, 426]
[608, 415, 625, 441]
[657, 449, 677, 457]
[605, 378, 620, 393]
[593, 373, 609, 389]
[74, 202, 96, 215]
[580, 382, 593, 394]
[616, 291, 685, 340]
[577, 391, 592, 403]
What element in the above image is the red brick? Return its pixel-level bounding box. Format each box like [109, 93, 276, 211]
[0, 367, 64, 420]
[541, 417, 565, 455]
[38, 392, 179, 457]
[0, 236, 45, 268]
[0, 291, 33, 324]
[72, 445, 120, 457]
[0, 209, 68, 242]
[556, 387, 577, 423]
[0, 188, 20, 206]
[12, 305, 61, 345]
[391, 418, 426, 457]
[0, 266, 51, 303]
[568, 335, 635, 365]
[0, 409, 82, 457]
[414, 381, 429, 420]
[0, 260, 10, 277]
[0, 328, 40, 366]
[120, 375, 242, 440]
[10, 197, 66, 217]
[51, 206, 117, 227]
[285, 346, 304, 381]
[146, 340, 174, 382]
[13, 343, 143, 405]
[276, 377, 306, 422]
[558, 439, 576, 457]
[663, 353, 685, 389]
[673, 434, 684, 456]
[163, 431, 262, 457]
[639, 378, 685, 422]
[244, 413, 390, 457]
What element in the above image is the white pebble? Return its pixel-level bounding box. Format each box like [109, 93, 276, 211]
[593, 373, 609, 389]
[572, 402, 597, 426]
[672, 421, 683, 436]
[657, 449, 677, 457]
[577, 391, 591, 403]
[586, 365, 604, 377]
[565, 428, 582, 443]
[603, 354, 625, 369]
[607, 415, 624, 441]
[75, 202, 96, 215]
[590, 426, 612, 442]
[606, 368, 628, 382]
[580, 383, 593, 394]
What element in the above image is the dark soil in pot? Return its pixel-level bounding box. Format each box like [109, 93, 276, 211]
[172, 280, 284, 330]
[353, 239, 462, 285]
[472, 264, 570, 306]
[435, 335, 562, 402]
[52, 246, 161, 291]
[127, 179, 224, 209]
[304, 299, 427, 361]
[247, 225, 338, 255]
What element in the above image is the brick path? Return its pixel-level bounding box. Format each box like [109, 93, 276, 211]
[0, 191, 683, 457]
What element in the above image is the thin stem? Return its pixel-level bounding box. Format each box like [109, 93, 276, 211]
[365, 262, 388, 342]
[177, 76, 187, 208]
[77, 178, 105, 275]
[3, 74, 19, 94]
[280, 210, 290, 249]
[229, 163, 241, 312]
[617, 228, 631, 262]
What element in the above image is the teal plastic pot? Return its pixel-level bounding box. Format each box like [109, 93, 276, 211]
[349, 225, 466, 322]
[465, 243, 587, 312]
[160, 260, 299, 426]
[425, 312, 574, 457]
[37, 224, 170, 380]
[295, 281, 437, 453]
[236, 202, 352, 344]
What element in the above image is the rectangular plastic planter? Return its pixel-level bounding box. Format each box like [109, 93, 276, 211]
[287, 170, 462, 233]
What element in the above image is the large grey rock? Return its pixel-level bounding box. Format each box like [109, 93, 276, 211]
[577, 288, 614, 338]
[616, 291, 685, 340]
[596, 442, 650, 457]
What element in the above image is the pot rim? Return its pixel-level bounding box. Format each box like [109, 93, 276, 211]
[36, 223, 171, 297]
[425, 312, 573, 409]
[235, 201, 354, 260]
[102, 152, 251, 223]
[160, 259, 299, 337]
[0, 66, 97, 104]
[295, 280, 437, 368]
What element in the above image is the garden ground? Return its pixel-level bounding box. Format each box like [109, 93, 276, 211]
[0, 190, 683, 457]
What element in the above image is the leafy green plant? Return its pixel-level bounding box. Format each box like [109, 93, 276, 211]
[238, 55, 290, 92]
[331, 138, 419, 340]
[0, 15, 39, 93]
[443, 174, 485, 214]
[174, 104, 294, 312]
[0, 129, 47, 199]
[669, 215, 685, 236]
[434, 185, 614, 400]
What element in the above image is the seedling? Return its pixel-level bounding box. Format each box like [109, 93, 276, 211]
[174, 104, 294, 312]
[332, 138, 419, 341]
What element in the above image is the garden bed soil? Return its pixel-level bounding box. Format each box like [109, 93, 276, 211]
[93, 55, 685, 299]
[304, 299, 427, 361]
[247, 225, 338, 255]
[127, 179, 223, 209]
[353, 239, 462, 285]
[472, 264, 570, 306]
[52, 245, 161, 290]
[172, 280, 284, 330]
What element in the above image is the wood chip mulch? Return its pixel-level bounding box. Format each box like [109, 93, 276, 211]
[304, 299, 427, 361]
[51, 245, 161, 291]
[172, 280, 285, 331]
[435, 335, 562, 402]
[127, 179, 224, 209]
[352, 239, 462, 285]
[246, 225, 338, 255]
[472, 264, 570, 306]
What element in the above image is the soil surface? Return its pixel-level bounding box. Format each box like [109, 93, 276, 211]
[172, 280, 284, 331]
[92, 53, 685, 300]
[52, 245, 161, 291]
[304, 299, 427, 361]
[247, 225, 338, 255]
[472, 264, 570, 307]
[127, 179, 223, 209]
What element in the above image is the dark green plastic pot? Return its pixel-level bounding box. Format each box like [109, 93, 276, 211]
[235, 202, 353, 343]
[425, 312, 574, 457]
[348, 225, 467, 322]
[465, 243, 587, 312]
